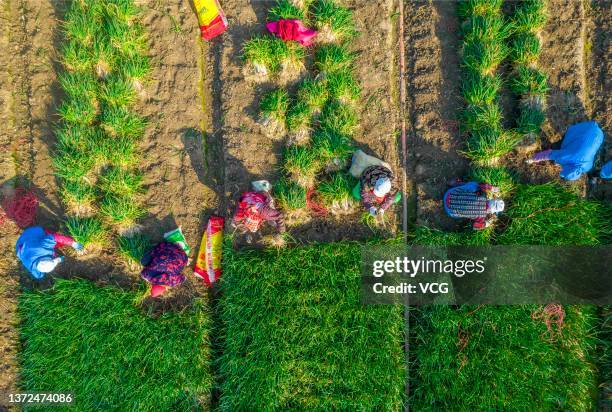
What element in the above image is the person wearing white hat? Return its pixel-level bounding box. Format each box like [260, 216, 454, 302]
[15, 226, 84, 279]
[358, 165, 400, 217]
[443, 180, 504, 230]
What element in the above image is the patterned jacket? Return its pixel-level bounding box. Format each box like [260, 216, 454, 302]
[360, 165, 399, 211]
[232, 191, 286, 233]
[443, 181, 497, 230]
[140, 242, 188, 287]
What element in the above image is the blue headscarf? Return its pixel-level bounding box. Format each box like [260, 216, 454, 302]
[549, 121, 604, 181]
[15, 226, 57, 279]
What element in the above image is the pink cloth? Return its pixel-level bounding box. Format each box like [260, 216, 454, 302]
[44, 229, 75, 248]
[266, 19, 317, 46]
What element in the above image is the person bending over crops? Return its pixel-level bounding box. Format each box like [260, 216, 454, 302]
[527, 121, 603, 181]
[140, 233, 189, 298]
[15, 226, 84, 279]
[443, 180, 504, 230]
[358, 165, 400, 218]
[232, 190, 286, 235]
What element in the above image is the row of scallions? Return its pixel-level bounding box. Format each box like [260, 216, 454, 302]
[458, 0, 519, 166]
[509, 0, 549, 152]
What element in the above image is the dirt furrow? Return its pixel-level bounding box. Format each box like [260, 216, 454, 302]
[586, 0, 611, 201]
[404, 0, 468, 230]
[140, 1, 219, 256]
[1, 0, 67, 403]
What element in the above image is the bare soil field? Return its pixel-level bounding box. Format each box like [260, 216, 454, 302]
[404, 0, 468, 230]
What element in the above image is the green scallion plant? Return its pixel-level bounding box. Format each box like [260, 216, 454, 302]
[510, 32, 541, 65]
[312, 0, 357, 43]
[53, 147, 96, 181]
[100, 106, 146, 138]
[311, 128, 353, 163]
[463, 128, 521, 165]
[274, 177, 308, 210]
[282, 145, 321, 188]
[318, 101, 358, 136]
[462, 103, 503, 133]
[100, 74, 138, 107]
[61, 179, 97, 215]
[467, 165, 516, 196]
[58, 95, 99, 125]
[462, 38, 508, 75]
[268, 0, 306, 21]
[516, 105, 546, 135]
[461, 15, 510, 42]
[97, 135, 139, 168]
[317, 172, 357, 210]
[326, 71, 360, 104]
[259, 88, 290, 137]
[512, 0, 547, 33]
[117, 233, 151, 264]
[65, 216, 109, 248]
[100, 193, 146, 231]
[510, 65, 548, 97]
[286, 101, 313, 144]
[297, 78, 329, 111]
[61, 41, 95, 72]
[462, 72, 502, 106]
[458, 0, 503, 19]
[99, 167, 143, 197]
[314, 44, 355, 75]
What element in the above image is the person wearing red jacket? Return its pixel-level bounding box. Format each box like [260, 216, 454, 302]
[232, 191, 286, 234]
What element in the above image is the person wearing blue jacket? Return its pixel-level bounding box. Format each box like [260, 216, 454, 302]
[15, 226, 83, 279]
[527, 121, 604, 181]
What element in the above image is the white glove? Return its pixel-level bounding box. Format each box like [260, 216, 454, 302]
[369, 207, 378, 217]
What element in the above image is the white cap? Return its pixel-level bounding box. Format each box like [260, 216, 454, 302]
[36, 257, 61, 273]
[488, 199, 505, 214]
[373, 177, 392, 197]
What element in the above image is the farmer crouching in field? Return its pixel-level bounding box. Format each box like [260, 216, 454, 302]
[15, 226, 84, 279]
[443, 180, 504, 230]
[231, 181, 286, 242]
[140, 228, 189, 298]
[349, 150, 401, 218]
[527, 121, 603, 181]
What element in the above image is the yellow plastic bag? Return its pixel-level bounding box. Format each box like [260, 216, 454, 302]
[194, 0, 221, 26]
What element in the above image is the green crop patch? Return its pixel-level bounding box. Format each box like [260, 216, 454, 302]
[218, 240, 405, 410]
[54, 0, 150, 257]
[409, 305, 599, 411]
[18, 279, 212, 410]
[495, 183, 611, 245]
[247, 0, 363, 223]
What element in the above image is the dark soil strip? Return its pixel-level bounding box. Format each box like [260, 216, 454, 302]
[404, 0, 468, 231]
[586, 0, 611, 202]
[140, 2, 220, 255]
